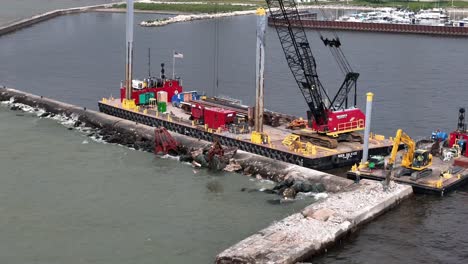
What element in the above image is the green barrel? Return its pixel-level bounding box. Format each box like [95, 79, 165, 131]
[157, 102, 167, 113]
[139, 93, 148, 105]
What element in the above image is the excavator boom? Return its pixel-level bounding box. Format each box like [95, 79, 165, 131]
[388, 129, 432, 180]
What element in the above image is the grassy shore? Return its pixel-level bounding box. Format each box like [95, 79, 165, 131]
[112, 3, 258, 13]
[113, 1, 468, 14]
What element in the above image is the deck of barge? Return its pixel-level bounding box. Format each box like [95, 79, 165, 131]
[99, 98, 394, 170]
[347, 155, 468, 195]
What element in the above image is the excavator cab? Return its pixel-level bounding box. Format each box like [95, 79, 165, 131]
[411, 150, 431, 169]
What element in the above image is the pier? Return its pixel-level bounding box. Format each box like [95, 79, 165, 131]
[0, 3, 117, 37]
[268, 17, 468, 37]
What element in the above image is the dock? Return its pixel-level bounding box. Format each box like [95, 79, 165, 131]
[98, 98, 394, 170]
[268, 17, 468, 37]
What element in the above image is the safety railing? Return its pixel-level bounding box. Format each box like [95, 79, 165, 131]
[337, 119, 365, 132]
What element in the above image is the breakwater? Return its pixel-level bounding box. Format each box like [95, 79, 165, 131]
[0, 3, 118, 37]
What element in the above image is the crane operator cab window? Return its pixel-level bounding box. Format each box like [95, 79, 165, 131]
[412, 150, 429, 168]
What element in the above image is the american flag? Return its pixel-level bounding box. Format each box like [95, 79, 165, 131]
[173, 51, 184, 59]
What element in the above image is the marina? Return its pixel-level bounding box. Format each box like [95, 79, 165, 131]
[272, 7, 468, 36]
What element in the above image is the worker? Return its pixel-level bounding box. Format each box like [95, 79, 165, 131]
[415, 154, 424, 168]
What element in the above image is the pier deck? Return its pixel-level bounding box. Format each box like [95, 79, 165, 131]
[99, 98, 394, 170]
[216, 180, 413, 264]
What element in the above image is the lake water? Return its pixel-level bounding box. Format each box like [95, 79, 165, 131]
[0, 105, 311, 263]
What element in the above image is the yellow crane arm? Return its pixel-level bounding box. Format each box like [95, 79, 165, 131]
[387, 129, 402, 167]
[387, 129, 416, 168]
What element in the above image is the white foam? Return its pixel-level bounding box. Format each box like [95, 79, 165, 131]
[160, 154, 180, 161]
[314, 192, 328, 200]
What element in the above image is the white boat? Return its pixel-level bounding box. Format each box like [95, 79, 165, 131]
[451, 18, 468, 27]
[415, 8, 449, 20]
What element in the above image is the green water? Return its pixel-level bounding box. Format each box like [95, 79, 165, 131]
[0, 106, 310, 263]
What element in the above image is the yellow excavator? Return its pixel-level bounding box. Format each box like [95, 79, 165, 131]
[387, 129, 433, 180]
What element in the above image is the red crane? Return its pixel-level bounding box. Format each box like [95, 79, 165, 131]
[265, 0, 365, 148]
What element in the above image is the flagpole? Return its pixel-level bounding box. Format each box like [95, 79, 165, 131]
[172, 50, 175, 79]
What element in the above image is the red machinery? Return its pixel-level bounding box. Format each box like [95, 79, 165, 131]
[154, 127, 178, 155]
[120, 79, 182, 105]
[190, 103, 237, 129]
[266, 0, 365, 147]
[120, 64, 183, 105]
[313, 108, 365, 134]
[449, 108, 468, 157]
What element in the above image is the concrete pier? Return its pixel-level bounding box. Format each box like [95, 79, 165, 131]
[216, 180, 412, 263]
[0, 3, 117, 37]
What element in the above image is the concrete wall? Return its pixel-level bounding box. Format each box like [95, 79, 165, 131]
[0, 3, 118, 37]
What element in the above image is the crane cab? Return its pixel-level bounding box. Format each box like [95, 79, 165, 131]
[411, 150, 432, 169]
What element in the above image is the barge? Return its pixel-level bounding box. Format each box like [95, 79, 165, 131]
[347, 157, 468, 195]
[347, 109, 468, 195]
[98, 94, 394, 170]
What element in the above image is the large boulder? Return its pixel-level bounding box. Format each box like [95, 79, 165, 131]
[282, 187, 296, 199]
[302, 207, 335, 221]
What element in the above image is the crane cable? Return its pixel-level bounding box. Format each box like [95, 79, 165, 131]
[212, 0, 220, 97]
[311, 1, 354, 75]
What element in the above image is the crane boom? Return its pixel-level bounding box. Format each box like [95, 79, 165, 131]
[265, 0, 330, 127]
[266, 0, 365, 136]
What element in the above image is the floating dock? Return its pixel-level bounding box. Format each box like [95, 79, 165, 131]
[347, 156, 468, 195]
[268, 17, 468, 37]
[98, 98, 394, 170]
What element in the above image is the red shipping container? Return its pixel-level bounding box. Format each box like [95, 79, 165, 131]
[191, 103, 205, 120]
[204, 107, 236, 129]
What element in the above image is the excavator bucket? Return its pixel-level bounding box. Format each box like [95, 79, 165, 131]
[154, 127, 179, 155]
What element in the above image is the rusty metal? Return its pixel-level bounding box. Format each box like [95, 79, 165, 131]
[154, 127, 178, 155]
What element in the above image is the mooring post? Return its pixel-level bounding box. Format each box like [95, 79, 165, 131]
[125, 0, 134, 101]
[361, 92, 374, 165]
[254, 7, 266, 133]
